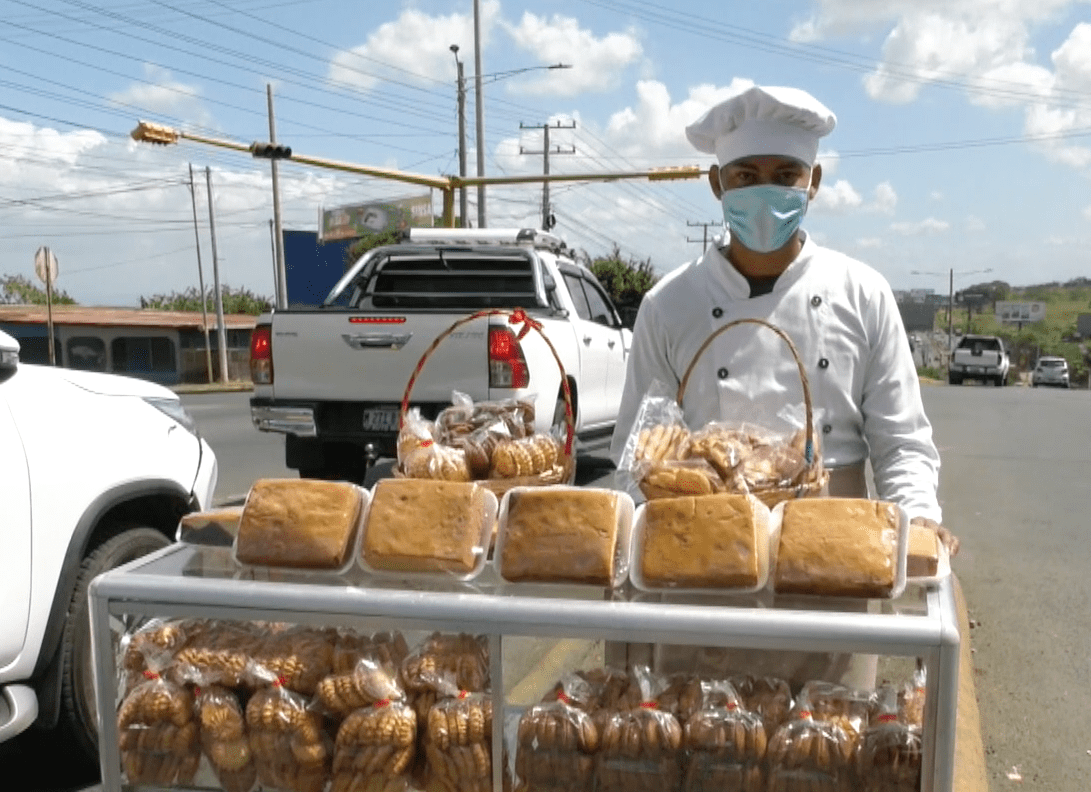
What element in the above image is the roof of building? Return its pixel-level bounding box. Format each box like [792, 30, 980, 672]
[0, 304, 258, 331]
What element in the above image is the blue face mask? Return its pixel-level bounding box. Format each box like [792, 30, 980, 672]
[721, 183, 810, 253]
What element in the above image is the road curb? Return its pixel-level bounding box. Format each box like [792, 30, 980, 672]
[952, 574, 990, 791]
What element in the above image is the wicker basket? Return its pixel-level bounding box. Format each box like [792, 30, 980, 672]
[640, 317, 829, 508]
[395, 308, 576, 498]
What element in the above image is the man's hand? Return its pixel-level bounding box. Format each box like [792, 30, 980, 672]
[911, 516, 960, 557]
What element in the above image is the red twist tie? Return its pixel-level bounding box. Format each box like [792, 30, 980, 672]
[142, 670, 159, 680]
[375, 699, 392, 709]
[420, 439, 434, 448]
[799, 710, 813, 720]
[726, 701, 738, 711]
[639, 701, 658, 710]
[194, 686, 202, 696]
[557, 692, 572, 705]
[458, 690, 470, 700]
[274, 676, 288, 688]
[877, 714, 899, 724]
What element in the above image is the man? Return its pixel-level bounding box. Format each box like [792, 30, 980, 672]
[611, 84, 958, 555]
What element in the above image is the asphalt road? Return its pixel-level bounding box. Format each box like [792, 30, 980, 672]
[9, 383, 1091, 791]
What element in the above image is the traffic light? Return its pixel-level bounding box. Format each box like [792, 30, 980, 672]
[250, 142, 292, 159]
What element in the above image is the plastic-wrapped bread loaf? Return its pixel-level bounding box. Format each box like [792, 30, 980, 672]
[499, 488, 622, 585]
[235, 478, 364, 569]
[515, 674, 600, 792]
[856, 687, 922, 792]
[682, 683, 767, 792]
[774, 498, 902, 598]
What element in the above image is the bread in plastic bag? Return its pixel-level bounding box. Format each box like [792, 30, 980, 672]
[515, 673, 599, 792]
[855, 685, 922, 792]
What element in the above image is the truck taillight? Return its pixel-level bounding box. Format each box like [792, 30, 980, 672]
[488, 326, 529, 388]
[250, 324, 273, 384]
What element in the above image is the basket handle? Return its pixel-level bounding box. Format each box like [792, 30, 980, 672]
[676, 317, 816, 465]
[398, 308, 576, 458]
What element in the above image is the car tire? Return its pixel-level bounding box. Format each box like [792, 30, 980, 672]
[60, 527, 171, 760]
[948, 374, 962, 385]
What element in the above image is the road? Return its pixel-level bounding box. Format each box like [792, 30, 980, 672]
[9, 384, 1091, 791]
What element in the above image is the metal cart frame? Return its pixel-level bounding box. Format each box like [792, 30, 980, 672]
[89, 544, 959, 792]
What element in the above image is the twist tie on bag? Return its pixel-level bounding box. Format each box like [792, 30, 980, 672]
[142, 670, 159, 681]
[877, 714, 898, 724]
[375, 699, 392, 709]
[273, 675, 288, 688]
[457, 690, 470, 700]
[639, 701, 659, 710]
[556, 692, 572, 705]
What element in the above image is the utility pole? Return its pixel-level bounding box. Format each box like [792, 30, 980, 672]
[187, 163, 214, 384]
[267, 84, 288, 309]
[686, 220, 720, 250]
[450, 45, 469, 227]
[204, 167, 230, 384]
[948, 268, 954, 354]
[473, 0, 486, 228]
[520, 120, 576, 230]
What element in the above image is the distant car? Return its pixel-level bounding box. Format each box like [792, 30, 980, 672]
[1032, 356, 1070, 388]
[0, 329, 217, 760]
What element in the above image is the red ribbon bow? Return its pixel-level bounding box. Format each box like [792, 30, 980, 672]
[508, 308, 541, 341]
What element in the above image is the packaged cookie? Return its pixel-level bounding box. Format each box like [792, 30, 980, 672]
[245, 671, 332, 792]
[795, 681, 875, 752]
[766, 690, 855, 792]
[194, 683, 257, 792]
[173, 619, 264, 689]
[423, 690, 494, 792]
[728, 675, 793, 736]
[249, 624, 336, 697]
[515, 674, 599, 792]
[400, 633, 490, 728]
[896, 665, 927, 729]
[682, 681, 767, 792]
[319, 645, 407, 717]
[116, 666, 200, 788]
[855, 686, 922, 792]
[595, 666, 683, 792]
[330, 690, 417, 792]
[119, 618, 194, 695]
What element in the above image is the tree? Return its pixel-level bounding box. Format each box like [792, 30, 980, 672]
[589, 245, 658, 327]
[139, 285, 273, 315]
[1, 274, 77, 305]
[346, 229, 401, 266]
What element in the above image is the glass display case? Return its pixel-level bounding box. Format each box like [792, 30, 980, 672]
[89, 543, 959, 792]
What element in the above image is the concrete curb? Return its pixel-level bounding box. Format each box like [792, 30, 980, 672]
[952, 575, 990, 791]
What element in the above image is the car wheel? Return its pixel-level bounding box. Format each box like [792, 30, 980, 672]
[948, 374, 962, 385]
[60, 527, 171, 760]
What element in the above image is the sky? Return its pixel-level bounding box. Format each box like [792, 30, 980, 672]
[1, 0, 1090, 307]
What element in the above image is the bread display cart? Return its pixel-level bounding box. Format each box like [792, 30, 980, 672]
[88, 540, 959, 792]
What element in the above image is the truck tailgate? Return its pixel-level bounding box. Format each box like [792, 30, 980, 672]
[270, 311, 491, 404]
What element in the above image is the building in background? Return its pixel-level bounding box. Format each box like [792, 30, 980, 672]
[0, 305, 256, 385]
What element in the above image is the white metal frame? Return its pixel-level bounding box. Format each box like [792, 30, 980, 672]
[89, 544, 959, 792]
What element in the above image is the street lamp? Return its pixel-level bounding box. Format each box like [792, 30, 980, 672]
[451, 45, 468, 228]
[911, 267, 992, 353]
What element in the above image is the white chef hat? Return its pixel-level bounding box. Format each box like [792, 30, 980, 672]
[685, 85, 836, 167]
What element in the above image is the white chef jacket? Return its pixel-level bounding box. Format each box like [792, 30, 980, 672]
[610, 231, 942, 523]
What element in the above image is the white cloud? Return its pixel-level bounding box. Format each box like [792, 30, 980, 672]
[811, 178, 863, 213]
[816, 149, 840, 176]
[107, 65, 208, 123]
[930, 190, 945, 201]
[891, 217, 951, 235]
[856, 237, 885, 249]
[328, 1, 499, 89]
[1083, 205, 1091, 220]
[502, 13, 642, 96]
[0, 118, 106, 171]
[870, 181, 898, 214]
[965, 215, 988, 231]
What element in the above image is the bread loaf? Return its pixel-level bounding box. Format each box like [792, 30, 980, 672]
[907, 523, 940, 577]
[774, 499, 901, 598]
[364, 479, 491, 575]
[640, 494, 767, 590]
[500, 488, 622, 585]
[178, 506, 244, 546]
[236, 479, 363, 570]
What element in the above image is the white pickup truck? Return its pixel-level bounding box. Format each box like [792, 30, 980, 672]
[948, 334, 1010, 386]
[249, 228, 633, 481]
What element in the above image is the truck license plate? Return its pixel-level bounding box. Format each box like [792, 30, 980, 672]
[362, 408, 400, 432]
[969, 366, 981, 373]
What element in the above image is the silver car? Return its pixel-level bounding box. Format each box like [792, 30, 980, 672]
[1032, 356, 1070, 388]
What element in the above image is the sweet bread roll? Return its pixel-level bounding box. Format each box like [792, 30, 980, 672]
[363, 479, 491, 575]
[640, 494, 768, 590]
[499, 488, 622, 585]
[774, 499, 901, 598]
[236, 479, 363, 570]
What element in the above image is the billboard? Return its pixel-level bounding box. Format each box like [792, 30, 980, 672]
[996, 301, 1046, 324]
[319, 193, 433, 242]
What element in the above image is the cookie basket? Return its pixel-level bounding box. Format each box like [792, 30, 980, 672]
[640, 317, 829, 508]
[394, 308, 576, 498]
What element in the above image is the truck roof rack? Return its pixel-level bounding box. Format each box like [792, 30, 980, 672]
[400, 227, 568, 252]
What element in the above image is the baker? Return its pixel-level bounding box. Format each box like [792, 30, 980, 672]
[610, 84, 958, 686]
